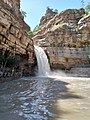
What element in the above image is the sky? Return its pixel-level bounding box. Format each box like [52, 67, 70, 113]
[20, 0, 90, 30]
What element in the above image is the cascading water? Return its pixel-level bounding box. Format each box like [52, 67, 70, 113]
[34, 45, 51, 76]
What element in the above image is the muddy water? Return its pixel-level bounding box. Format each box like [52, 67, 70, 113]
[55, 77, 90, 120]
[0, 77, 90, 120]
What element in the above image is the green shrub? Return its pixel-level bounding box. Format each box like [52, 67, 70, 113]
[21, 9, 27, 18]
[87, 55, 90, 63]
[33, 25, 40, 34]
[6, 56, 20, 67]
[28, 31, 34, 39]
[85, 2, 90, 13]
[0, 54, 20, 68]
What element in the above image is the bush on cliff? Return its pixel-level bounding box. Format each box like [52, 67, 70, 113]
[28, 31, 34, 38]
[85, 2, 90, 13]
[0, 54, 20, 69]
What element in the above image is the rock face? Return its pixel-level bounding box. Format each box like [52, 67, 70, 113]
[0, 0, 35, 76]
[39, 7, 58, 26]
[33, 8, 90, 69]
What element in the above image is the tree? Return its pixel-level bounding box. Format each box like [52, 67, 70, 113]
[21, 9, 27, 18]
[87, 55, 90, 63]
[28, 31, 33, 39]
[54, 9, 58, 14]
[0, 53, 20, 76]
[0, 54, 5, 68]
[81, 0, 85, 7]
[85, 2, 90, 13]
[47, 6, 53, 11]
[6, 56, 20, 67]
[33, 25, 40, 33]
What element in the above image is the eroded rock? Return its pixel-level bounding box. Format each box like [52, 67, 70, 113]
[34, 8, 90, 69]
[0, 0, 35, 76]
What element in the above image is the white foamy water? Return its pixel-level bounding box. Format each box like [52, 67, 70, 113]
[34, 45, 50, 76]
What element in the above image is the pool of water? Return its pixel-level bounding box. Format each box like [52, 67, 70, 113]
[0, 76, 90, 120]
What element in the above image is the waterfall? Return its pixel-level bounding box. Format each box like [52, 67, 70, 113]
[34, 45, 51, 76]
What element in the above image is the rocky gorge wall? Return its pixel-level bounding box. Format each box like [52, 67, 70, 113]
[45, 47, 90, 69]
[33, 8, 90, 69]
[0, 0, 35, 77]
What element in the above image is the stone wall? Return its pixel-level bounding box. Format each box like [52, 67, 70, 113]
[0, 0, 35, 76]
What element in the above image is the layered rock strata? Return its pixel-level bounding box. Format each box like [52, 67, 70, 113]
[0, 0, 35, 76]
[33, 8, 90, 69]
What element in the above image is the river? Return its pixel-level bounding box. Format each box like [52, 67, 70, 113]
[0, 76, 90, 120]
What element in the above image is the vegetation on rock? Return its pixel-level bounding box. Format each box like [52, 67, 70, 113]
[0, 53, 20, 77]
[21, 9, 27, 18]
[28, 25, 41, 38]
[0, 0, 35, 77]
[28, 31, 34, 39]
[33, 7, 90, 69]
[33, 25, 41, 34]
[85, 2, 90, 13]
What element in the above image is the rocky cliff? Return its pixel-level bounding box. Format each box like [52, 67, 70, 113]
[0, 0, 35, 76]
[33, 8, 90, 69]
